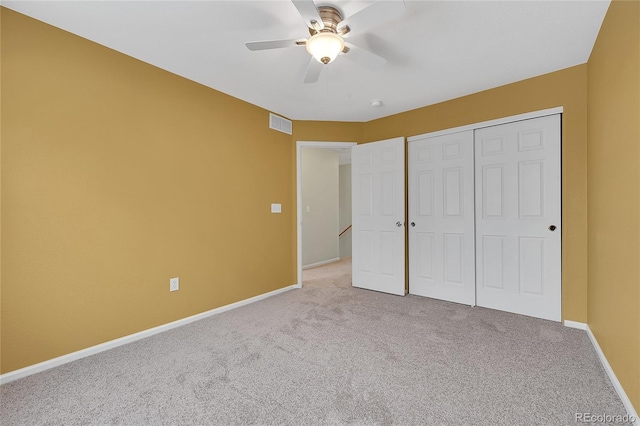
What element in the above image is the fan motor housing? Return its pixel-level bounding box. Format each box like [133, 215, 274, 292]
[309, 6, 343, 35]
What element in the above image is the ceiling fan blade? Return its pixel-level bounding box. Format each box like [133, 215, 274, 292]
[338, 0, 405, 34]
[292, 0, 325, 31]
[343, 42, 387, 70]
[303, 57, 323, 84]
[245, 39, 302, 51]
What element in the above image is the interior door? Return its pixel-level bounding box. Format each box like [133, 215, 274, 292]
[408, 131, 475, 305]
[475, 114, 561, 321]
[352, 137, 405, 296]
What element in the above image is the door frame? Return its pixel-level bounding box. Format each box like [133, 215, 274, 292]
[295, 141, 357, 287]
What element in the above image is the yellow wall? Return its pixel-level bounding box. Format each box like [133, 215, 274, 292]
[587, 0, 640, 409]
[364, 65, 589, 323]
[1, 9, 295, 373]
[292, 120, 363, 143]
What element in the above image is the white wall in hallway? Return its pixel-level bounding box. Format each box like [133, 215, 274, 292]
[339, 164, 352, 259]
[302, 148, 339, 267]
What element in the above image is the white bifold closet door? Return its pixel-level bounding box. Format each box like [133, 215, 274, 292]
[475, 114, 561, 321]
[352, 137, 406, 296]
[407, 114, 561, 321]
[408, 131, 476, 305]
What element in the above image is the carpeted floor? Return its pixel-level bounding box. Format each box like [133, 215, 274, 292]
[303, 257, 353, 289]
[1, 258, 628, 425]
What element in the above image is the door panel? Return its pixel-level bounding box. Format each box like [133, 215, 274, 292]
[481, 235, 506, 290]
[408, 131, 475, 305]
[475, 114, 561, 321]
[352, 137, 405, 296]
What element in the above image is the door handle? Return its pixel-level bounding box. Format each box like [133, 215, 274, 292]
[396, 221, 403, 227]
[548, 225, 557, 231]
[410, 222, 416, 227]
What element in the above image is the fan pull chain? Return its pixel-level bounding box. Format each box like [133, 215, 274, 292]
[326, 65, 330, 94]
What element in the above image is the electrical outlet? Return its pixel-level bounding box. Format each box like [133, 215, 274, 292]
[170, 277, 179, 292]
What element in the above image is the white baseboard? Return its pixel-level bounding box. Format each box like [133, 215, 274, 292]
[563, 320, 588, 330]
[302, 257, 340, 270]
[564, 320, 638, 425]
[0, 284, 298, 386]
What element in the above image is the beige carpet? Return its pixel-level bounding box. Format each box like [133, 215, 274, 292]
[303, 257, 352, 289]
[1, 261, 629, 425]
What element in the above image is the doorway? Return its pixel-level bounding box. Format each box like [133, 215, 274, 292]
[296, 141, 357, 287]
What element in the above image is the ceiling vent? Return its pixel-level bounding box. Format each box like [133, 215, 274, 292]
[269, 113, 292, 135]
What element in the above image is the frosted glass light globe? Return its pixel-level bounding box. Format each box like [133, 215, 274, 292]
[306, 32, 344, 64]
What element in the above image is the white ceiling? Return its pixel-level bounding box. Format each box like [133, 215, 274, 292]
[3, 0, 610, 122]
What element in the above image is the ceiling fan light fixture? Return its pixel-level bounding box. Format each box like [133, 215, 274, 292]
[306, 32, 344, 65]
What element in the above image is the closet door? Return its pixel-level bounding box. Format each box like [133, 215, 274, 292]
[408, 131, 475, 305]
[475, 114, 561, 321]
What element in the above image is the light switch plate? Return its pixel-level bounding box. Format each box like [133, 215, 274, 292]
[271, 203, 282, 213]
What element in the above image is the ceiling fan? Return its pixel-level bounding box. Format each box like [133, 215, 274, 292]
[245, 0, 405, 84]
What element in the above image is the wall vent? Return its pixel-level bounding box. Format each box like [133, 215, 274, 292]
[269, 113, 292, 135]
